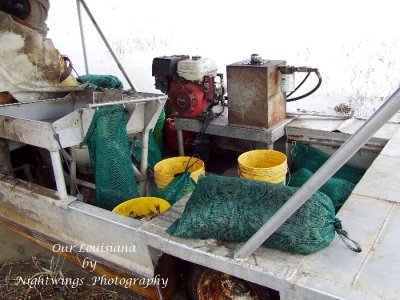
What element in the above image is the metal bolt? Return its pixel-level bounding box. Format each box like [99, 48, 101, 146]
[250, 54, 262, 64]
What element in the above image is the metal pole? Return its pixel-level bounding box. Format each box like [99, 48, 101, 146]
[76, 0, 89, 74]
[88, 96, 166, 108]
[235, 87, 400, 259]
[70, 148, 77, 196]
[177, 129, 185, 156]
[78, 0, 137, 91]
[139, 129, 150, 196]
[50, 150, 68, 200]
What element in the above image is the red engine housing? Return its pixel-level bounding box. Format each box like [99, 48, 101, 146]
[168, 81, 208, 118]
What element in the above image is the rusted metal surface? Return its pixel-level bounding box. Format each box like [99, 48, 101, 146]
[0, 138, 12, 175]
[0, 218, 179, 300]
[197, 268, 261, 300]
[0, 173, 156, 277]
[227, 60, 286, 128]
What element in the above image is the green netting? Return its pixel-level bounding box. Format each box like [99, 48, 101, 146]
[291, 143, 366, 184]
[82, 105, 139, 211]
[154, 109, 165, 153]
[77, 74, 123, 90]
[132, 131, 162, 169]
[167, 175, 337, 254]
[288, 168, 355, 212]
[155, 171, 197, 205]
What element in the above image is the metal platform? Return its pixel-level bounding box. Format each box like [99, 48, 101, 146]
[174, 107, 294, 155]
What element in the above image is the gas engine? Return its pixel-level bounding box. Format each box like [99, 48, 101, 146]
[152, 55, 225, 118]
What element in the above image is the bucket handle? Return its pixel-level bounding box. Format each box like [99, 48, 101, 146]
[184, 154, 201, 173]
[285, 166, 291, 185]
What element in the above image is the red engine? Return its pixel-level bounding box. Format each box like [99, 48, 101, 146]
[152, 55, 224, 118]
[168, 80, 208, 118]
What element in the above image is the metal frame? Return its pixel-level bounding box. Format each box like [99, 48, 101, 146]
[0, 91, 167, 200]
[76, 0, 136, 92]
[174, 108, 294, 155]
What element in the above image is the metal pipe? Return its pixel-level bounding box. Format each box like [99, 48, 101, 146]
[139, 129, 150, 196]
[234, 87, 400, 259]
[77, 0, 137, 91]
[88, 96, 167, 108]
[75, 178, 96, 189]
[50, 151, 68, 200]
[177, 129, 185, 156]
[132, 163, 141, 179]
[76, 0, 89, 74]
[70, 149, 77, 196]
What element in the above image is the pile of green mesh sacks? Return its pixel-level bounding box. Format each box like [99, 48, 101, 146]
[289, 143, 366, 212]
[290, 143, 365, 184]
[167, 175, 337, 254]
[288, 168, 354, 212]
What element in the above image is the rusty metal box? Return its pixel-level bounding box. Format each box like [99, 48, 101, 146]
[227, 59, 286, 128]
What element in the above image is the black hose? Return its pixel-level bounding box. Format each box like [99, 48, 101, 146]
[286, 70, 322, 102]
[287, 72, 310, 98]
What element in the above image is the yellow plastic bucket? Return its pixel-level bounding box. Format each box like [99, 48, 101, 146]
[154, 156, 205, 188]
[112, 197, 170, 220]
[238, 150, 287, 184]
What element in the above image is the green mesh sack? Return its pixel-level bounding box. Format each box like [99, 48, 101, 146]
[132, 131, 162, 169]
[154, 109, 165, 153]
[288, 168, 355, 212]
[82, 105, 139, 210]
[167, 175, 337, 254]
[155, 171, 197, 205]
[291, 143, 365, 184]
[77, 74, 123, 90]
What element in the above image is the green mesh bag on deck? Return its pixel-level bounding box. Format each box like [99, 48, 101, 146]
[82, 105, 139, 210]
[288, 168, 355, 212]
[291, 143, 365, 184]
[77, 74, 123, 90]
[167, 175, 337, 254]
[155, 172, 197, 205]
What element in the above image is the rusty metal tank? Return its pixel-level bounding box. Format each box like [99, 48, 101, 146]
[227, 55, 286, 128]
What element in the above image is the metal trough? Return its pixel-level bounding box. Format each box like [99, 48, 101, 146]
[0, 89, 167, 199]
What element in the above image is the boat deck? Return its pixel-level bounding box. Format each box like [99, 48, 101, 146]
[140, 125, 400, 299]
[1, 113, 400, 299]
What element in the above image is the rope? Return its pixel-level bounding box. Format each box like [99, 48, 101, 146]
[184, 155, 201, 173]
[334, 219, 362, 253]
